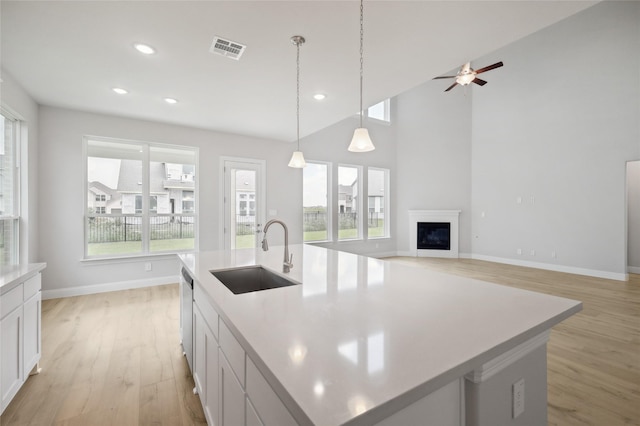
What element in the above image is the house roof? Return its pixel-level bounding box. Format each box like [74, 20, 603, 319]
[117, 160, 166, 194]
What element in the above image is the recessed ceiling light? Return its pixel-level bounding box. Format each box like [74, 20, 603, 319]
[134, 43, 156, 55]
[313, 93, 326, 100]
[113, 88, 128, 95]
[164, 97, 178, 104]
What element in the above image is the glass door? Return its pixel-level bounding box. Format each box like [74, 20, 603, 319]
[222, 159, 265, 249]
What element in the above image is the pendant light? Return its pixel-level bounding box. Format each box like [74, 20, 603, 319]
[288, 35, 307, 168]
[348, 0, 375, 153]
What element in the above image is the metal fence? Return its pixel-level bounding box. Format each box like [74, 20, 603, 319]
[87, 215, 195, 243]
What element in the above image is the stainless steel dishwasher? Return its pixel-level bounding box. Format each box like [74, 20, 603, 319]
[180, 267, 194, 373]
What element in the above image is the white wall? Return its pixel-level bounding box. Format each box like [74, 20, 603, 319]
[0, 69, 40, 264]
[628, 161, 640, 273]
[37, 106, 298, 295]
[394, 78, 472, 256]
[298, 113, 397, 257]
[471, 1, 640, 279]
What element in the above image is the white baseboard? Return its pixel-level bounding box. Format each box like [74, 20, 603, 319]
[382, 251, 629, 281]
[42, 275, 179, 300]
[472, 254, 628, 281]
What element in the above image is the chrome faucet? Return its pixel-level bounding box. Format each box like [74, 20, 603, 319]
[262, 219, 293, 273]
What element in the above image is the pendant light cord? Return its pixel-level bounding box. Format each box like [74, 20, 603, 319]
[296, 39, 301, 150]
[359, 0, 364, 128]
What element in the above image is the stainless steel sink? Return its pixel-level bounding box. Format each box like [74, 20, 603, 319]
[211, 266, 299, 294]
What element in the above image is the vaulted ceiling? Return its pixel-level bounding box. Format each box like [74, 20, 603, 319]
[1, 1, 597, 142]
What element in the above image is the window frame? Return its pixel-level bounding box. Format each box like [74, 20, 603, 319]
[367, 167, 391, 239]
[303, 160, 333, 243]
[366, 98, 391, 123]
[0, 110, 21, 266]
[83, 136, 198, 259]
[337, 164, 363, 241]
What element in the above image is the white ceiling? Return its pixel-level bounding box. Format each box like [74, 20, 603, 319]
[1, 1, 597, 143]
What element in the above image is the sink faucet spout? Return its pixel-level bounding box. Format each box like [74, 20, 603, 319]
[262, 219, 293, 273]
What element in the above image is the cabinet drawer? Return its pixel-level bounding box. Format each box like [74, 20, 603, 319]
[194, 283, 219, 340]
[1, 284, 22, 319]
[246, 357, 297, 426]
[219, 320, 245, 387]
[23, 274, 41, 301]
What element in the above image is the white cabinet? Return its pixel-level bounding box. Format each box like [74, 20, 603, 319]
[219, 348, 245, 426]
[1, 272, 42, 414]
[193, 297, 220, 426]
[192, 286, 297, 426]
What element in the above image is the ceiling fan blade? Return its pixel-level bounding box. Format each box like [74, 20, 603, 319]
[473, 78, 488, 86]
[445, 82, 458, 92]
[433, 75, 457, 80]
[475, 61, 503, 74]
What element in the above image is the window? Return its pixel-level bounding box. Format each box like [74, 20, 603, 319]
[367, 99, 390, 123]
[338, 165, 362, 241]
[368, 168, 390, 238]
[0, 113, 19, 266]
[303, 161, 331, 242]
[85, 138, 197, 258]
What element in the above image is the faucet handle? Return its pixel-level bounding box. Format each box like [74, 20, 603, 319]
[284, 253, 294, 269]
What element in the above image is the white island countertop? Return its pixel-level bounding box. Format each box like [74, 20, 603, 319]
[180, 244, 581, 426]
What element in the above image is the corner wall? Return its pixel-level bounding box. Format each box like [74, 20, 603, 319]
[470, 1, 640, 279]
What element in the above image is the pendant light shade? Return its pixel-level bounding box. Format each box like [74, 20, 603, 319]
[349, 0, 375, 153]
[288, 35, 306, 168]
[288, 151, 306, 168]
[348, 128, 375, 152]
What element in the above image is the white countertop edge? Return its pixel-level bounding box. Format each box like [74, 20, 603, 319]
[0, 263, 47, 294]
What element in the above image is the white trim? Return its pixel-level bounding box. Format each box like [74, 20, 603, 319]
[465, 331, 550, 384]
[628, 266, 640, 274]
[472, 254, 628, 281]
[42, 275, 178, 300]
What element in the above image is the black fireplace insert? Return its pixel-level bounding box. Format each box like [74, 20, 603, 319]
[417, 222, 450, 250]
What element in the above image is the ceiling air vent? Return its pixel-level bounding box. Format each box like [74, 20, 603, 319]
[210, 36, 246, 60]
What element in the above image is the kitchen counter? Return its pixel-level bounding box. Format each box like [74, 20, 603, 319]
[0, 263, 46, 294]
[180, 244, 581, 425]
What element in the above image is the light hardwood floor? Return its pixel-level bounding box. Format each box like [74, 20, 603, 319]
[2, 260, 638, 425]
[0, 284, 206, 426]
[387, 257, 640, 426]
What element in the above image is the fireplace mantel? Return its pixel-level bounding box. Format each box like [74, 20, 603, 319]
[409, 210, 461, 258]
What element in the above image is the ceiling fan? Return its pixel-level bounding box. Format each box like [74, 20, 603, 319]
[433, 61, 504, 92]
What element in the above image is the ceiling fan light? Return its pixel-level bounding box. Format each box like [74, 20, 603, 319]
[456, 73, 475, 86]
[288, 151, 306, 168]
[348, 128, 375, 152]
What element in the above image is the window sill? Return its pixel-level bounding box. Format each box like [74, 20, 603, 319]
[80, 251, 190, 265]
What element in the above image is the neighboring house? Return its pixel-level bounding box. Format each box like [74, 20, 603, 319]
[234, 170, 255, 217]
[117, 160, 195, 215]
[338, 181, 360, 214]
[88, 181, 121, 214]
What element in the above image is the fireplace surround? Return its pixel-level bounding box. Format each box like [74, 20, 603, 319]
[408, 210, 461, 258]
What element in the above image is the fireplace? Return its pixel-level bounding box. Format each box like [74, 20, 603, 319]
[417, 222, 451, 250]
[408, 210, 461, 258]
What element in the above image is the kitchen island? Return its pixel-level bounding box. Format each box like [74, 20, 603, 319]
[179, 244, 581, 426]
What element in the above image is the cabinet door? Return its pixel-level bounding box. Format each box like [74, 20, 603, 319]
[1, 307, 23, 412]
[193, 306, 206, 398]
[219, 349, 245, 426]
[246, 396, 264, 426]
[204, 325, 219, 426]
[23, 292, 41, 376]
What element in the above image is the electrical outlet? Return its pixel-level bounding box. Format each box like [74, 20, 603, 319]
[145, 262, 152, 272]
[551, 251, 557, 259]
[513, 378, 525, 418]
[530, 249, 536, 256]
[516, 248, 522, 255]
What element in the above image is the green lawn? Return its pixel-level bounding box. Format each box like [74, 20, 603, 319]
[87, 238, 194, 256]
[303, 225, 384, 242]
